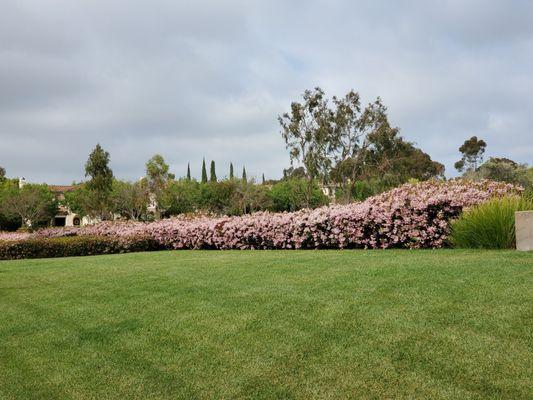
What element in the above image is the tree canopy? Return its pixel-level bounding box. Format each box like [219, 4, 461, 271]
[455, 136, 487, 173]
[146, 154, 174, 193]
[83, 144, 114, 218]
[280, 88, 444, 202]
[0, 184, 57, 230]
[85, 144, 113, 193]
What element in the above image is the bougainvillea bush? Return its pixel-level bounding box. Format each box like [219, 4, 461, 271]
[0, 180, 521, 258]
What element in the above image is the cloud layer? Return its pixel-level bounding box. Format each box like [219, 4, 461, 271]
[1, 0, 532, 184]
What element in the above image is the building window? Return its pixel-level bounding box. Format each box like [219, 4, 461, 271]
[54, 217, 66, 227]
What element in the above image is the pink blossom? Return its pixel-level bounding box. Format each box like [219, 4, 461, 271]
[1, 179, 520, 250]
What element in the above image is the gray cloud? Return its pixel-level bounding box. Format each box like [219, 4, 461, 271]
[1, 0, 532, 184]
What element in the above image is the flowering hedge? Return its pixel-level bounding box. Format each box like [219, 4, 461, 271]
[0, 180, 521, 258]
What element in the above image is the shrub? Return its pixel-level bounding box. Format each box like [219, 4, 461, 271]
[160, 179, 201, 216]
[0, 235, 160, 260]
[268, 178, 328, 212]
[1, 179, 521, 258]
[450, 196, 533, 249]
[0, 183, 57, 230]
[160, 179, 273, 217]
[0, 180, 23, 231]
[36, 179, 522, 249]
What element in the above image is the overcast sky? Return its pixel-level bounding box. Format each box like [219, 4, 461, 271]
[1, 0, 532, 184]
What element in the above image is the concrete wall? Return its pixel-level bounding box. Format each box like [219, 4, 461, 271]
[515, 211, 533, 251]
[65, 213, 81, 227]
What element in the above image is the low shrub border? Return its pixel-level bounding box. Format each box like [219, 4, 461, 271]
[0, 235, 161, 260]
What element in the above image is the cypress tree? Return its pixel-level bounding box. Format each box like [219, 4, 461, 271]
[186, 162, 191, 181]
[242, 166, 247, 183]
[229, 163, 234, 180]
[210, 160, 217, 182]
[201, 158, 208, 183]
[262, 173, 265, 184]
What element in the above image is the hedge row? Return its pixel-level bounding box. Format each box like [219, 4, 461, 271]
[0, 179, 522, 259]
[0, 235, 160, 260]
[55, 179, 519, 250]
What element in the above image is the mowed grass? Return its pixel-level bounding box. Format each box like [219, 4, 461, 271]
[0, 250, 532, 400]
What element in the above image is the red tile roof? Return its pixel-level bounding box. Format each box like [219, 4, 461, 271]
[48, 185, 77, 193]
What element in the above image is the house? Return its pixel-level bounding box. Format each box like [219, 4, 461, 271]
[18, 178, 87, 227]
[47, 185, 83, 227]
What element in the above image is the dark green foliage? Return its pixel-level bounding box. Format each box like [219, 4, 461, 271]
[0, 179, 21, 231]
[84, 144, 114, 218]
[160, 179, 200, 216]
[146, 154, 174, 193]
[283, 166, 306, 180]
[0, 183, 57, 230]
[201, 158, 208, 183]
[146, 154, 174, 218]
[242, 166, 247, 183]
[0, 235, 160, 260]
[209, 160, 217, 182]
[160, 179, 275, 216]
[262, 173, 265, 184]
[159, 177, 329, 216]
[450, 196, 533, 249]
[63, 185, 89, 216]
[68, 181, 149, 221]
[0, 166, 5, 181]
[331, 102, 444, 202]
[0, 213, 20, 232]
[335, 180, 376, 201]
[466, 157, 533, 190]
[268, 178, 328, 212]
[200, 181, 238, 214]
[229, 163, 234, 180]
[85, 144, 113, 193]
[364, 129, 444, 181]
[280, 88, 443, 204]
[64, 184, 112, 220]
[186, 163, 191, 181]
[455, 136, 487, 172]
[110, 180, 150, 220]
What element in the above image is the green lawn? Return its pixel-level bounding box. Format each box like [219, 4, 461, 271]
[0, 250, 532, 400]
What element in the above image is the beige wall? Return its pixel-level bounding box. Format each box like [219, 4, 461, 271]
[516, 211, 533, 251]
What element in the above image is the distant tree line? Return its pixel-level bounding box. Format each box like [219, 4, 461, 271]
[454, 136, 533, 195]
[1, 88, 531, 231]
[61, 147, 328, 222]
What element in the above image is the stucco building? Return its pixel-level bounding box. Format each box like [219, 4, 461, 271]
[19, 178, 85, 227]
[47, 185, 82, 227]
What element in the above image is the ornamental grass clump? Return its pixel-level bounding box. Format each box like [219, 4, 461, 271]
[450, 196, 533, 249]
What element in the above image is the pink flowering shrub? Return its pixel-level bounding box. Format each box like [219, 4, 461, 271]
[1, 179, 521, 253]
[0, 231, 32, 242]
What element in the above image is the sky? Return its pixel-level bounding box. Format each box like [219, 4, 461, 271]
[1, 0, 532, 184]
